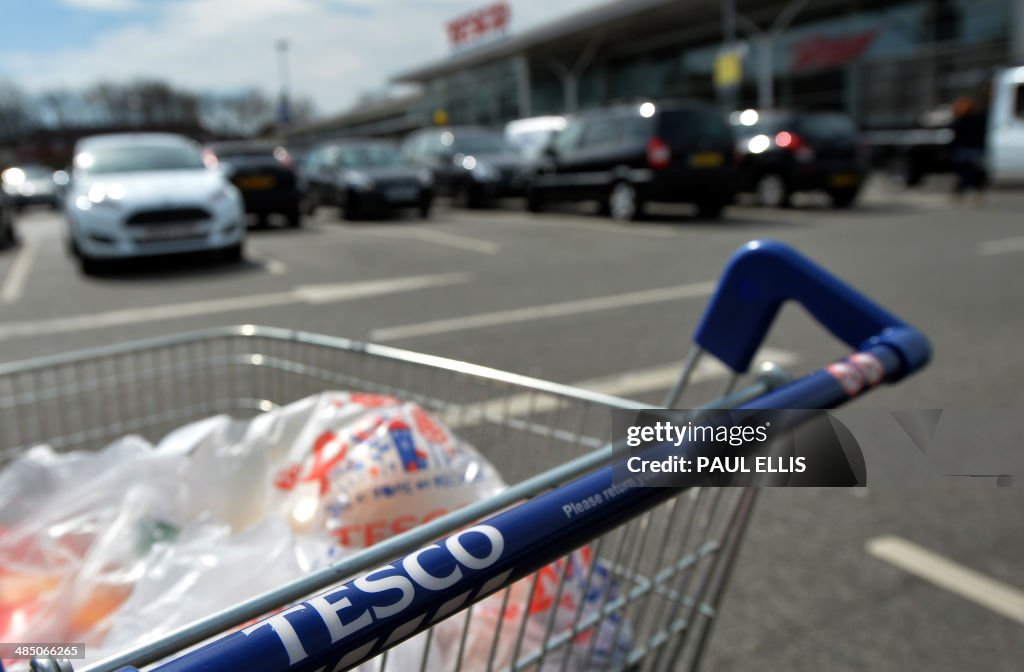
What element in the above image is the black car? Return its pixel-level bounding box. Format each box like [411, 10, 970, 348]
[731, 110, 867, 208]
[205, 141, 303, 227]
[303, 140, 433, 220]
[401, 126, 526, 207]
[0, 190, 16, 248]
[523, 101, 737, 220]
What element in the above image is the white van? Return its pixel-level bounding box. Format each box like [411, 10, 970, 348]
[504, 115, 567, 159]
[987, 66, 1024, 185]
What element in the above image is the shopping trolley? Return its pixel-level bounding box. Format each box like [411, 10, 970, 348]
[0, 240, 930, 672]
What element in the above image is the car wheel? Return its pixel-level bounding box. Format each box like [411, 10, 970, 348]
[342, 194, 361, 221]
[418, 200, 432, 219]
[455, 183, 481, 209]
[1, 219, 16, 248]
[286, 208, 302, 228]
[696, 200, 726, 219]
[303, 193, 318, 216]
[828, 188, 859, 209]
[608, 181, 642, 222]
[525, 187, 545, 213]
[755, 174, 791, 208]
[79, 254, 103, 276]
[221, 242, 244, 263]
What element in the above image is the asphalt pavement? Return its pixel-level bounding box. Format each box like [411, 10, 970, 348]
[0, 178, 1021, 671]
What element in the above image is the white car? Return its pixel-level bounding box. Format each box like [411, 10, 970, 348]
[65, 133, 245, 273]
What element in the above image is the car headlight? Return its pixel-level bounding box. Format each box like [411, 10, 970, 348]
[345, 171, 375, 191]
[417, 169, 434, 188]
[77, 183, 125, 211]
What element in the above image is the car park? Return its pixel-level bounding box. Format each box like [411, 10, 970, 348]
[64, 133, 246, 274]
[1, 164, 59, 210]
[524, 100, 737, 220]
[204, 141, 303, 228]
[731, 109, 867, 208]
[401, 126, 526, 207]
[302, 140, 433, 221]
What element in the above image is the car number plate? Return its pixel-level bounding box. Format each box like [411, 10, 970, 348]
[237, 175, 276, 190]
[690, 152, 724, 168]
[139, 223, 203, 241]
[386, 187, 418, 201]
[829, 173, 860, 187]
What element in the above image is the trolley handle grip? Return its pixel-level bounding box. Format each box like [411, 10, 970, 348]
[693, 240, 930, 379]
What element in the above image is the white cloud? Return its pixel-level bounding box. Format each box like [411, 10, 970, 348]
[61, 0, 139, 11]
[2, 0, 604, 116]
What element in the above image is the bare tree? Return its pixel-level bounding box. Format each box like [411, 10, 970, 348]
[200, 88, 275, 137]
[36, 88, 89, 129]
[0, 80, 31, 144]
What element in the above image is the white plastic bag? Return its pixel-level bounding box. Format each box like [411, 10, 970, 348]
[266, 392, 506, 550]
[87, 517, 334, 666]
[0, 438, 188, 646]
[425, 547, 632, 671]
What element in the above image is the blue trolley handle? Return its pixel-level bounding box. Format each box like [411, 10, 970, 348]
[694, 240, 930, 380]
[98, 243, 931, 672]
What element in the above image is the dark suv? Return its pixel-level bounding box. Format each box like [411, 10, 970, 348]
[731, 110, 867, 208]
[524, 101, 737, 220]
[302, 140, 433, 220]
[205, 141, 303, 227]
[401, 127, 527, 207]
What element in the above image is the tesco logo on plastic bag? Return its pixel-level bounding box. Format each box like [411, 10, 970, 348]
[240, 525, 506, 666]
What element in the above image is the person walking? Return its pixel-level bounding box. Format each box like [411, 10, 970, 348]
[949, 96, 988, 204]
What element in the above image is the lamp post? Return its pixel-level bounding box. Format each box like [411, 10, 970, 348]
[737, 0, 808, 110]
[276, 38, 291, 125]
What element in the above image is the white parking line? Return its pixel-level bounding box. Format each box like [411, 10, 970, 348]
[449, 347, 799, 427]
[978, 235, 1024, 256]
[1, 238, 38, 304]
[369, 280, 716, 341]
[0, 273, 470, 342]
[360, 228, 500, 255]
[470, 211, 680, 239]
[866, 535, 1024, 625]
[248, 249, 288, 275]
[577, 346, 799, 398]
[264, 259, 288, 275]
[540, 217, 679, 239]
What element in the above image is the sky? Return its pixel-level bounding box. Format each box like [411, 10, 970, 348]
[0, 0, 606, 117]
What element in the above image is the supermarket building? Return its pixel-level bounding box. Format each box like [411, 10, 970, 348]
[287, 0, 1024, 144]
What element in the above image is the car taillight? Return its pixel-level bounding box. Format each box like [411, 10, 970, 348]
[646, 137, 671, 169]
[202, 149, 218, 169]
[774, 131, 804, 150]
[274, 147, 293, 168]
[775, 131, 815, 161]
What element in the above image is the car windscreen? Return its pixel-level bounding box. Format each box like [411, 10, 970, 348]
[337, 145, 403, 167]
[793, 114, 859, 142]
[214, 147, 277, 160]
[77, 144, 206, 174]
[455, 133, 512, 155]
[658, 109, 733, 149]
[20, 166, 53, 178]
[507, 129, 553, 155]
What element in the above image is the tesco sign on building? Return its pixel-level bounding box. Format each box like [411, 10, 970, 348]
[447, 2, 511, 50]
